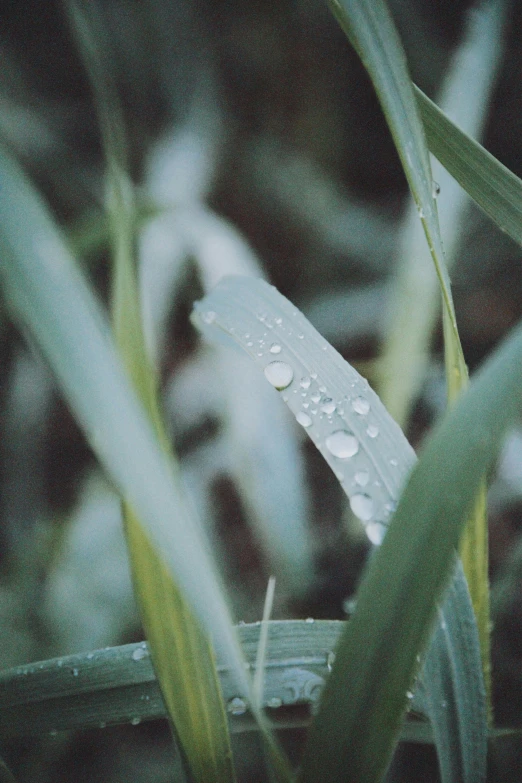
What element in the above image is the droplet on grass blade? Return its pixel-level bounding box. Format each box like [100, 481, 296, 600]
[227, 697, 248, 716]
[264, 360, 294, 390]
[352, 396, 370, 415]
[296, 411, 313, 428]
[350, 493, 374, 522]
[325, 430, 359, 459]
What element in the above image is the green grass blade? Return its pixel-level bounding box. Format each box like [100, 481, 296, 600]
[328, 0, 491, 720]
[380, 0, 505, 428]
[66, 5, 239, 778]
[327, 0, 465, 393]
[416, 85, 522, 247]
[1, 624, 519, 744]
[193, 276, 487, 783]
[0, 621, 424, 738]
[0, 143, 252, 716]
[0, 146, 293, 783]
[299, 313, 522, 783]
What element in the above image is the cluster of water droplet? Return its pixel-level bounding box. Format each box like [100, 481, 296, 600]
[198, 299, 400, 547]
[261, 343, 391, 544]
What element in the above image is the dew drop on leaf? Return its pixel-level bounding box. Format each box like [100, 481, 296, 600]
[320, 397, 336, 415]
[227, 697, 248, 716]
[264, 361, 294, 390]
[132, 645, 148, 661]
[269, 343, 282, 354]
[325, 430, 359, 459]
[350, 493, 374, 522]
[300, 376, 311, 389]
[296, 411, 312, 428]
[366, 424, 379, 438]
[352, 396, 370, 415]
[365, 520, 385, 545]
[354, 470, 369, 487]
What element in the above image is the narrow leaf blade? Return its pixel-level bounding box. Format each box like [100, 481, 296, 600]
[416, 84, 522, 247]
[193, 276, 488, 783]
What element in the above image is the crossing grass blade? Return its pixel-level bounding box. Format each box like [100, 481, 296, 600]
[0, 143, 257, 763]
[193, 275, 488, 783]
[326, 0, 491, 718]
[379, 0, 505, 429]
[416, 84, 522, 248]
[66, 4, 238, 779]
[299, 310, 522, 782]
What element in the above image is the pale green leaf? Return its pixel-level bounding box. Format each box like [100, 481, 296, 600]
[66, 4, 239, 778]
[193, 276, 487, 783]
[328, 0, 490, 732]
[416, 85, 522, 248]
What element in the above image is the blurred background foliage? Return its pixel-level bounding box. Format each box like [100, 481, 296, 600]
[1, 0, 522, 780]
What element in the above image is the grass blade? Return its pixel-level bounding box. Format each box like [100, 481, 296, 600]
[380, 0, 505, 428]
[64, 5, 240, 779]
[327, 0, 491, 724]
[416, 85, 522, 248]
[193, 276, 487, 783]
[0, 143, 252, 724]
[327, 0, 466, 398]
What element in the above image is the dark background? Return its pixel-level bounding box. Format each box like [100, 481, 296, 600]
[1, 0, 522, 780]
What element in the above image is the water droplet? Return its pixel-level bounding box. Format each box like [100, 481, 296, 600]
[247, 341, 254, 347]
[302, 402, 309, 409]
[366, 520, 385, 545]
[367, 424, 379, 438]
[130, 717, 141, 726]
[432, 180, 440, 198]
[267, 697, 283, 709]
[305, 617, 314, 623]
[390, 458, 399, 467]
[264, 361, 294, 390]
[310, 372, 318, 380]
[269, 343, 282, 354]
[406, 690, 414, 700]
[132, 645, 148, 661]
[320, 398, 336, 415]
[296, 411, 312, 427]
[227, 697, 248, 716]
[71, 668, 79, 677]
[354, 470, 369, 487]
[418, 206, 425, 219]
[325, 430, 359, 459]
[300, 376, 311, 389]
[310, 391, 321, 404]
[350, 493, 374, 522]
[352, 396, 370, 415]
[327, 651, 336, 672]
[201, 310, 216, 325]
[275, 316, 283, 325]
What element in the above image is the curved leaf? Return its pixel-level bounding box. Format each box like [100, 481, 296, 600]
[193, 276, 487, 783]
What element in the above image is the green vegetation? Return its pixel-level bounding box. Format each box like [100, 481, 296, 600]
[1, 1, 521, 781]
